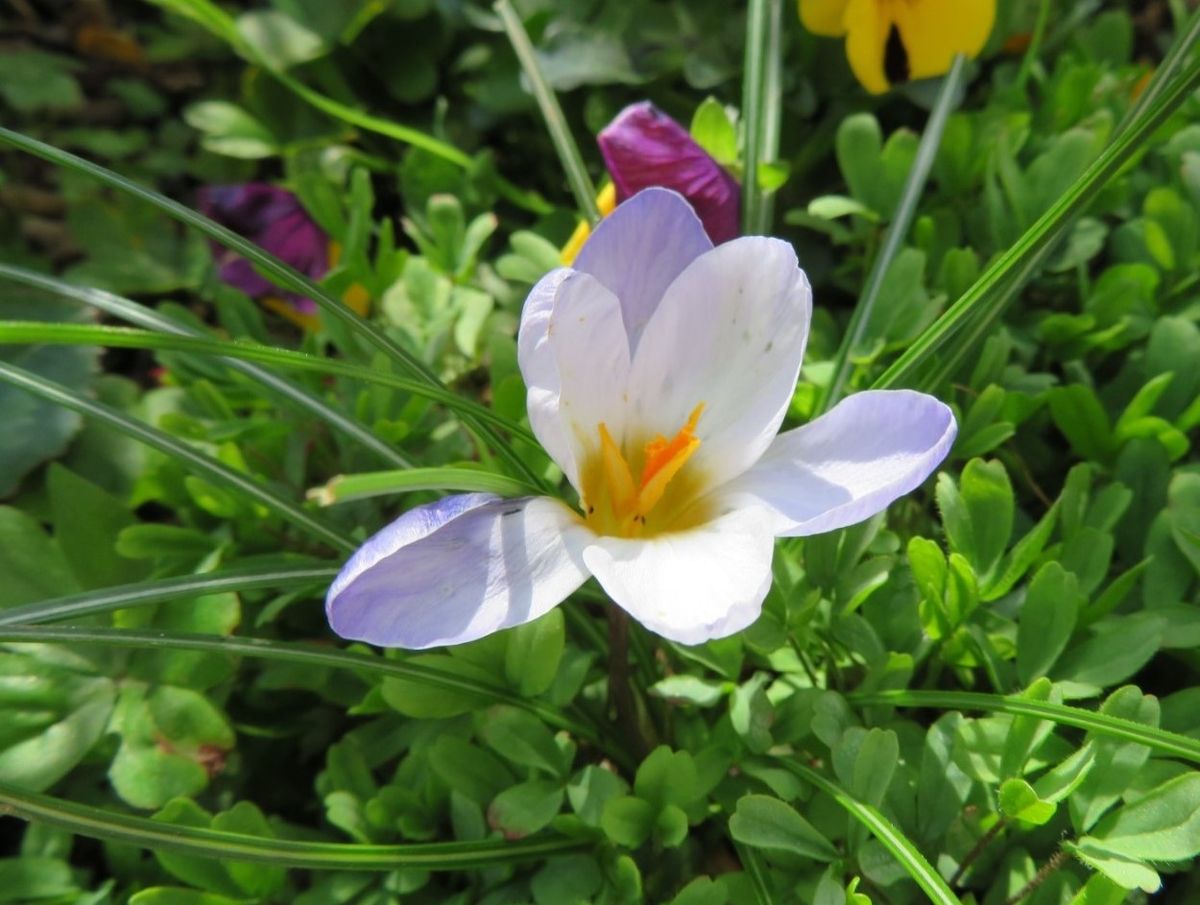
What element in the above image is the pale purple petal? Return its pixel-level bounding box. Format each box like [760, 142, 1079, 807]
[518, 267, 574, 478]
[626, 237, 812, 489]
[326, 494, 592, 649]
[719, 390, 957, 536]
[598, 102, 740, 245]
[573, 188, 712, 354]
[581, 507, 775, 645]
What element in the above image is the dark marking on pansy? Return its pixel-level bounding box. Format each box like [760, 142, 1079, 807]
[884, 24, 910, 86]
[502, 507, 522, 516]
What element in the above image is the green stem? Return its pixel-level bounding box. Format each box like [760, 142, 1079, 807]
[823, 55, 966, 410]
[494, 0, 600, 223]
[0, 264, 411, 469]
[0, 126, 546, 491]
[1014, 0, 1051, 92]
[0, 781, 587, 870]
[740, 0, 771, 233]
[872, 56, 1200, 390]
[783, 760, 963, 905]
[0, 565, 336, 627]
[0, 360, 356, 554]
[847, 689, 1200, 763]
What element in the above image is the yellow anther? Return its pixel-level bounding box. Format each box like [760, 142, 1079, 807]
[598, 421, 637, 521]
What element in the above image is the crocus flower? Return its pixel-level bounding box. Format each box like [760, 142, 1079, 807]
[799, 0, 995, 94]
[198, 183, 369, 329]
[327, 189, 955, 648]
[562, 102, 739, 264]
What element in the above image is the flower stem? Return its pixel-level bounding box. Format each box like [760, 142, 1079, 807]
[608, 607, 651, 760]
[950, 817, 1006, 887]
[1003, 849, 1068, 905]
[494, 0, 601, 224]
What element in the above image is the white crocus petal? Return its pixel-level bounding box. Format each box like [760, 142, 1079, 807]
[326, 494, 591, 649]
[573, 187, 712, 353]
[541, 270, 633, 492]
[627, 237, 812, 488]
[721, 389, 957, 537]
[581, 507, 776, 644]
[518, 267, 575, 480]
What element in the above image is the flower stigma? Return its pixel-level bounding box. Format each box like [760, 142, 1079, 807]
[585, 403, 706, 537]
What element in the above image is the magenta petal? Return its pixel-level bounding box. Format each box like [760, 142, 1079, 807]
[598, 102, 740, 244]
[197, 183, 329, 310]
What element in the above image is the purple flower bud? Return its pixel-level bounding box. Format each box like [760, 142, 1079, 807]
[197, 183, 328, 315]
[598, 102, 740, 244]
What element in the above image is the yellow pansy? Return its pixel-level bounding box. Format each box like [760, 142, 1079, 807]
[799, 0, 995, 94]
[560, 182, 618, 265]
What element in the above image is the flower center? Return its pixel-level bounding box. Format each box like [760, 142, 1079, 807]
[584, 403, 705, 538]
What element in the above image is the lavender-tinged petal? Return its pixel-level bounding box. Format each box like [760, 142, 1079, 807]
[517, 267, 577, 482]
[719, 390, 957, 536]
[598, 102, 740, 244]
[326, 494, 592, 649]
[573, 187, 712, 353]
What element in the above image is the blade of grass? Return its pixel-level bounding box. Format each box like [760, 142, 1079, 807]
[822, 55, 966, 410]
[872, 56, 1200, 390]
[782, 760, 963, 905]
[847, 690, 1200, 763]
[0, 264, 411, 468]
[0, 126, 545, 490]
[0, 625, 622, 763]
[0, 782, 587, 870]
[0, 321, 537, 445]
[1117, 4, 1200, 133]
[740, 0, 770, 233]
[494, 0, 600, 223]
[734, 841, 776, 904]
[758, 0, 784, 231]
[309, 467, 535, 506]
[0, 360, 356, 554]
[0, 564, 336, 627]
[145, 0, 550, 214]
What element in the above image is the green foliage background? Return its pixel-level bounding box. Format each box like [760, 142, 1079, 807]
[1, 0, 1200, 903]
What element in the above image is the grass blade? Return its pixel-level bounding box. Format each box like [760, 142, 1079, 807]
[494, 0, 600, 223]
[146, 0, 549, 214]
[0, 126, 545, 489]
[740, 0, 772, 234]
[734, 841, 776, 904]
[0, 782, 586, 870]
[0, 359, 356, 554]
[782, 760, 963, 905]
[822, 55, 966, 409]
[0, 565, 336, 627]
[0, 264, 411, 468]
[847, 690, 1200, 763]
[872, 57, 1200, 390]
[0, 321, 537, 444]
[0, 625, 620, 760]
[309, 467, 536, 506]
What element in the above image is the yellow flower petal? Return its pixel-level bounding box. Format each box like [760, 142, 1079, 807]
[799, 0, 850, 36]
[893, 0, 995, 81]
[843, 0, 892, 94]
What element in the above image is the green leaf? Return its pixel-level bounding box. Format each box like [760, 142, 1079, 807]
[47, 465, 145, 589]
[1017, 563, 1082, 683]
[690, 97, 738, 165]
[0, 507, 80, 608]
[478, 706, 567, 778]
[532, 854, 604, 905]
[236, 9, 326, 69]
[1053, 614, 1164, 693]
[488, 780, 564, 838]
[0, 295, 98, 496]
[129, 890, 248, 905]
[600, 795, 656, 848]
[1068, 840, 1160, 893]
[381, 655, 495, 719]
[429, 737, 515, 806]
[110, 744, 208, 811]
[567, 765, 628, 827]
[635, 747, 699, 810]
[504, 609, 565, 697]
[728, 794, 838, 861]
[0, 858, 78, 902]
[183, 101, 278, 158]
[1067, 872, 1134, 905]
[0, 50, 81, 112]
[1085, 772, 1200, 861]
[998, 778, 1056, 825]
